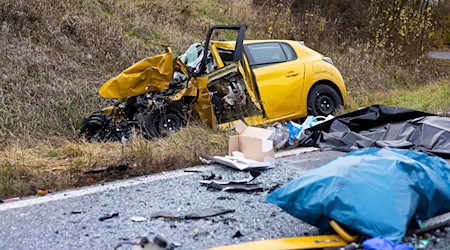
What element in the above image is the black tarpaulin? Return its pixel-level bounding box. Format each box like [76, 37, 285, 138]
[300, 105, 450, 158]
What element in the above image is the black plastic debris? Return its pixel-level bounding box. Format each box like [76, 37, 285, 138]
[200, 171, 263, 192]
[183, 169, 204, 173]
[300, 105, 450, 158]
[84, 164, 129, 174]
[206, 182, 263, 192]
[201, 172, 218, 181]
[99, 212, 119, 221]
[232, 231, 244, 238]
[267, 184, 281, 193]
[114, 235, 178, 250]
[200, 170, 260, 185]
[151, 208, 235, 220]
[216, 196, 235, 200]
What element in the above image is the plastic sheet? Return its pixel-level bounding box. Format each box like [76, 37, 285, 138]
[299, 105, 450, 158]
[362, 237, 413, 250]
[266, 147, 450, 242]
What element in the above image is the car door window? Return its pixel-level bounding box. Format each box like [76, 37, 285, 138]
[246, 43, 287, 67]
[246, 42, 297, 68]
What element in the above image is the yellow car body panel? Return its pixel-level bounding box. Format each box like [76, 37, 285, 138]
[253, 59, 305, 118]
[98, 47, 174, 99]
[192, 77, 218, 130]
[208, 234, 347, 250]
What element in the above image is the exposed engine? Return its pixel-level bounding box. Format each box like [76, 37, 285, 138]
[209, 73, 260, 124]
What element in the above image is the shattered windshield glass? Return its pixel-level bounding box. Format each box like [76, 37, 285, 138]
[179, 43, 203, 67]
[179, 43, 214, 74]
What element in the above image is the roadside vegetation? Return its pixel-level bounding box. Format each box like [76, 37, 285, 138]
[1, 0, 449, 199]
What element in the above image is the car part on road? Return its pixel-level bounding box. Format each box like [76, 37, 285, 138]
[200, 171, 263, 192]
[205, 182, 263, 192]
[0, 197, 20, 203]
[81, 24, 347, 142]
[207, 154, 274, 171]
[300, 105, 450, 158]
[130, 216, 147, 222]
[232, 231, 244, 238]
[266, 147, 450, 242]
[201, 172, 219, 181]
[208, 234, 349, 250]
[329, 220, 359, 243]
[413, 211, 450, 235]
[115, 235, 177, 250]
[200, 170, 261, 185]
[151, 208, 235, 220]
[99, 212, 119, 221]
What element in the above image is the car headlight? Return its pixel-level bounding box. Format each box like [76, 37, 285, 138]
[323, 57, 333, 65]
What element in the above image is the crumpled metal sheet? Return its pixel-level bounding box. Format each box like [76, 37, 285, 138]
[300, 105, 450, 158]
[99, 47, 174, 99]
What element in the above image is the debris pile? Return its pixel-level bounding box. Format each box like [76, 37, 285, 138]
[41, 104, 450, 249]
[299, 105, 450, 158]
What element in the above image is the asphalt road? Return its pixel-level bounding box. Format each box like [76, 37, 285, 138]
[426, 51, 450, 59]
[0, 149, 344, 250]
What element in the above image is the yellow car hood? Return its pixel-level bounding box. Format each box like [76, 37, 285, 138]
[99, 47, 174, 99]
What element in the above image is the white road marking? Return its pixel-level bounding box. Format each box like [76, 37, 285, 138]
[0, 166, 213, 212]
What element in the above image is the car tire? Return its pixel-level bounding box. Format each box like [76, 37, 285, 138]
[143, 102, 186, 138]
[307, 84, 342, 116]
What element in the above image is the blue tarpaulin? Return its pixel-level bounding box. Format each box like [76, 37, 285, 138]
[266, 148, 450, 242]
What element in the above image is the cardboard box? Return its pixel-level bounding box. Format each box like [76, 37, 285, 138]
[229, 120, 275, 162]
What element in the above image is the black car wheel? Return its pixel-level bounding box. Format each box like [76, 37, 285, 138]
[143, 102, 186, 138]
[307, 84, 342, 116]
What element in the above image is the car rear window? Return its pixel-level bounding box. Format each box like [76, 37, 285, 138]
[246, 42, 296, 67]
[281, 43, 296, 61]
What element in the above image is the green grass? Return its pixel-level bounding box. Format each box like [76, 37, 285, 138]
[342, 79, 450, 114]
[384, 79, 450, 114]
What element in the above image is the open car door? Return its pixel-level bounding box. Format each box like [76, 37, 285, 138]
[192, 25, 249, 128]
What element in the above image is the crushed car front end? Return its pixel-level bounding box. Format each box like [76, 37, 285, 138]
[80, 25, 252, 142]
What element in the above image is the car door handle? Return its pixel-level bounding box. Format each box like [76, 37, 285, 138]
[285, 72, 299, 77]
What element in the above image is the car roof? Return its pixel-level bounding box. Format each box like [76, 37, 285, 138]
[211, 40, 300, 50]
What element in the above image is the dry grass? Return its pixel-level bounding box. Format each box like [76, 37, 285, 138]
[0, 126, 228, 199]
[0, 0, 258, 142]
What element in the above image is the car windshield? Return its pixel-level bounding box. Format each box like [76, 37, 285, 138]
[179, 43, 203, 67]
[178, 43, 215, 74]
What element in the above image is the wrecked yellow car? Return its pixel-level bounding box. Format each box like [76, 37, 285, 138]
[81, 25, 347, 141]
